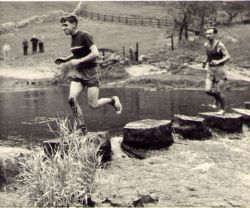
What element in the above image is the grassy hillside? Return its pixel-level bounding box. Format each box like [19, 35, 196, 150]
[0, 17, 166, 68]
[0, 2, 249, 75]
[0, 1, 170, 25]
[0, 1, 77, 24]
[84, 1, 170, 18]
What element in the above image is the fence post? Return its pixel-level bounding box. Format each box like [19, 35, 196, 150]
[123, 46, 125, 60]
[158, 19, 160, 28]
[102, 50, 105, 60]
[135, 42, 139, 62]
[141, 18, 144, 26]
[104, 15, 106, 21]
[171, 34, 174, 51]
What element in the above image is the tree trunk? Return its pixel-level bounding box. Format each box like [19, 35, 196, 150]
[179, 24, 184, 41]
[184, 22, 188, 40]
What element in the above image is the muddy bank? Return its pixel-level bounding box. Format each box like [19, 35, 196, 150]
[104, 65, 250, 90]
[1, 56, 250, 90]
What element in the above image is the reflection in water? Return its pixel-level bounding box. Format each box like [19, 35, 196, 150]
[0, 84, 249, 146]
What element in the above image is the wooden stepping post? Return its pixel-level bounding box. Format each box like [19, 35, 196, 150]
[122, 119, 173, 159]
[122, 119, 173, 154]
[173, 114, 212, 140]
[43, 131, 112, 162]
[199, 112, 243, 133]
[232, 108, 250, 126]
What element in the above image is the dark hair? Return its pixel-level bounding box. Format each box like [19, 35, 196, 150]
[205, 26, 218, 34]
[60, 14, 78, 26]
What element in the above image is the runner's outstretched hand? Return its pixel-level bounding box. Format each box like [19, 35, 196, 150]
[55, 57, 68, 65]
[209, 60, 220, 66]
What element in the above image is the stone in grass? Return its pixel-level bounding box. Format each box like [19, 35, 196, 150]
[123, 119, 173, 149]
[43, 131, 112, 162]
[173, 114, 212, 140]
[199, 112, 243, 133]
[0, 147, 31, 189]
[232, 108, 250, 126]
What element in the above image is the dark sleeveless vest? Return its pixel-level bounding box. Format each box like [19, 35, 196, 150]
[206, 41, 224, 66]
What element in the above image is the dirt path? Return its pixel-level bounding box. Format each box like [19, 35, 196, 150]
[0, 65, 56, 80]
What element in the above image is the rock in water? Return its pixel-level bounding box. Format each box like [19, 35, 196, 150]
[0, 147, 31, 188]
[199, 112, 243, 133]
[244, 102, 250, 110]
[43, 131, 112, 162]
[123, 119, 173, 149]
[232, 108, 250, 126]
[173, 114, 212, 139]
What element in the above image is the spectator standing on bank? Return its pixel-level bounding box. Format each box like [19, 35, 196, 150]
[22, 38, 29, 55]
[2, 42, 11, 61]
[38, 35, 44, 53]
[30, 35, 38, 54]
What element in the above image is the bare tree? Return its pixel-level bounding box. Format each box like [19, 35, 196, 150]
[171, 2, 218, 41]
[222, 2, 245, 24]
[191, 2, 218, 30]
[171, 1, 191, 41]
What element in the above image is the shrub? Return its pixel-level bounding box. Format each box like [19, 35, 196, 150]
[17, 118, 102, 207]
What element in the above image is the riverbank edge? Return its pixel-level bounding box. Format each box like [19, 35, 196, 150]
[1, 74, 249, 92]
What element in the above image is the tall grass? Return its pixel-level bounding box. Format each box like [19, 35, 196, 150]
[17, 118, 102, 207]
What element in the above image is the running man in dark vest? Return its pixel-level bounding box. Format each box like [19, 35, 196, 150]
[202, 26, 230, 115]
[55, 15, 122, 135]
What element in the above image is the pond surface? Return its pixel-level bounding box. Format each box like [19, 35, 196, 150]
[0, 77, 249, 146]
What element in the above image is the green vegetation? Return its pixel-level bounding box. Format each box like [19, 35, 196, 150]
[17, 118, 102, 207]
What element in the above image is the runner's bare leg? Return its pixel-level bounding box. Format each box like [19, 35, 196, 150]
[68, 81, 85, 126]
[87, 86, 112, 108]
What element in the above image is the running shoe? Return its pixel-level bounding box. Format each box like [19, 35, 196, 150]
[217, 109, 225, 115]
[111, 96, 122, 114]
[76, 124, 88, 136]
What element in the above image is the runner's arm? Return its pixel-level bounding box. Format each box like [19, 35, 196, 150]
[55, 54, 74, 64]
[217, 42, 230, 65]
[63, 54, 74, 62]
[69, 44, 99, 66]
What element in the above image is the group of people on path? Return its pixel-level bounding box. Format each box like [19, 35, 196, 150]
[55, 14, 230, 135]
[22, 35, 44, 55]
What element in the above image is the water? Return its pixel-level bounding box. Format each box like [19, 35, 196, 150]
[0, 77, 249, 146]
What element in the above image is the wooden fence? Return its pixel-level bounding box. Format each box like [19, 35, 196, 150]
[81, 10, 174, 28]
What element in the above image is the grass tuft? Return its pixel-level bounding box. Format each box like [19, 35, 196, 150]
[17, 118, 102, 207]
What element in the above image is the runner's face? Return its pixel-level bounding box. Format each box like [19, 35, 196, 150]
[205, 29, 215, 41]
[61, 21, 76, 35]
